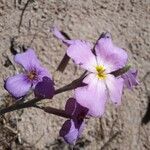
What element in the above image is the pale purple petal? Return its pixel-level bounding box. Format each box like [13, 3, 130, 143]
[60, 120, 78, 145]
[59, 119, 84, 145]
[75, 73, 107, 117]
[95, 33, 128, 72]
[52, 27, 66, 41]
[5, 74, 31, 98]
[34, 76, 55, 99]
[122, 69, 138, 89]
[67, 40, 97, 72]
[52, 27, 74, 45]
[14, 49, 41, 71]
[106, 74, 124, 105]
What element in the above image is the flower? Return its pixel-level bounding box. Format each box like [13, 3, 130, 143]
[121, 68, 138, 89]
[60, 98, 88, 145]
[53, 28, 128, 117]
[5, 49, 55, 99]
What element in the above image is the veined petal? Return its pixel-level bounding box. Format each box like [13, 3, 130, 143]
[5, 74, 31, 98]
[75, 74, 107, 117]
[106, 74, 124, 105]
[82, 73, 97, 84]
[14, 49, 41, 71]
[67, 40, 97, 72]
[95, 33, 128, 72]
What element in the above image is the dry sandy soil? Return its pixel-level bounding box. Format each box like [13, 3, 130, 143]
[0, 0, 150, 149]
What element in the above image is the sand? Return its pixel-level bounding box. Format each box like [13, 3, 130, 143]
[0, 0, 149, 149]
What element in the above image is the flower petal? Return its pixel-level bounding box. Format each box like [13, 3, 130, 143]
[5, 74, 31, 98]
[75, 73, 107, 117]
[65, 98, 76, 115]
[14, 49, 41, 71]
[121, 69, 139, 89]
[59, 120, 78, 145]
[59, 119, 84, 145]
[95, 33, 128, 72]
[106, 74, 124, 105]
[52, 27, 73, 45]
[52, 27, 66, 41]
[34, 76, 55, 99]
[67, 40, 97, 72]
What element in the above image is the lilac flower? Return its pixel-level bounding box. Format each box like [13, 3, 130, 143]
[60, 98, 88, 145]
[122, 68, 138, 89]
[5, 49, 55, 99]
[53, 28, 128, 117]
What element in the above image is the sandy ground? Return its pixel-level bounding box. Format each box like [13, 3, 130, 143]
[0, 0, 150, 149]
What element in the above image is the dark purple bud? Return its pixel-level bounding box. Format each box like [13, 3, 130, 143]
[122, 69, 139, 89]
[34, 76, 55, 99]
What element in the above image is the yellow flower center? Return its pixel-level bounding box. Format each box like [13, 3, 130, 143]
[96, 65, 107, 79]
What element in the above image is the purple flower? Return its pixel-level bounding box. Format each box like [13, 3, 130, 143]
[5, 49, 55, 99]
[53, 29, 128, 117]
[60, 98, 88, 145]
[122, 68, 138, 89]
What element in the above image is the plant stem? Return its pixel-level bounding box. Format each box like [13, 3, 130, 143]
[34, 105, 72, 119]
[111, 65, 131, 77]
[0, 65, 129, 117]
[0, 72, 87, 116]
[0, 98, 41, 115]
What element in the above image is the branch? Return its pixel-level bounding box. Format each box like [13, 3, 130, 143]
[56, 54, 70, 72]
[0, 98, 41, 115]
[34, 105, 71, 119]
[0, 72, 87, 116]
[18, 0, 32, 33]
[0, 65, 129, 116]
[55, 71, 87, 95]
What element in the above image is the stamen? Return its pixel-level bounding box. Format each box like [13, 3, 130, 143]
[96, 65, 107, 79]
[27, 70, 37, 80]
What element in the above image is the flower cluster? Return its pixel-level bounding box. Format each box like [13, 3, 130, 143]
[53, 27, 138, 143]
[3, 28, 138, 145]
[53, 27, 138, 116]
